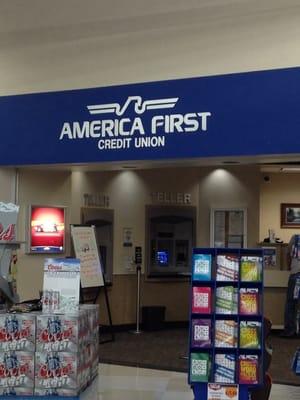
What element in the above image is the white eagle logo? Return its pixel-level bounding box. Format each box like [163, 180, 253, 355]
[87, 96, 179, 116]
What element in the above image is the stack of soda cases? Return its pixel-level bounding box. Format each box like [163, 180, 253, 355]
[0, 312, 35, 396]
[35, 305, 99, 396]
[0, 305, 99, 397]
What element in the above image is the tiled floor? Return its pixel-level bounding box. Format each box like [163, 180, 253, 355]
[81, 363, 299, 400]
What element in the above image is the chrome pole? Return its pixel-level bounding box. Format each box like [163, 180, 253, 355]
[131, 264, 142, 334]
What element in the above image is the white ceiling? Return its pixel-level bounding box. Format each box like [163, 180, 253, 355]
[1, 0, 300, 37]
[2, 0, 300, 172]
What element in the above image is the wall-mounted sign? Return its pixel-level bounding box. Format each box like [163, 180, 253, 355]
[28, 205, 65, 254]
[135, 246, 142, 265]
[83, 193, 110, 208]
[151, 192, 192, 204]
[123, 227, 133, 247]
[2, 67, 300, 166]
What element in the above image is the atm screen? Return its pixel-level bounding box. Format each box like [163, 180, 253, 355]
[157, 251, 169, 266]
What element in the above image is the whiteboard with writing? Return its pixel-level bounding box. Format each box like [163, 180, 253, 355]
[71, 225, 104, 288]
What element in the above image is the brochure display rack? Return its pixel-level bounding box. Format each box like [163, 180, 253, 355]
[188, 248, 264, 400]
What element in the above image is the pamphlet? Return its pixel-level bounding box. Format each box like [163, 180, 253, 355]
[216, 286, 238, 314]
[193, 254, 212, 281]
[240, 256, 262, 281]
[214, 353, 236, 383]
[239, 355, 259, 384]
[239, 321, 261, 349]
[239, 288, 259, 315]
[191, 319, 211, 348]
[215, 320, 238, 348]
[216, 255, 239, 281]
[192, 287, 212, 314]
[190, 352, 210, 382]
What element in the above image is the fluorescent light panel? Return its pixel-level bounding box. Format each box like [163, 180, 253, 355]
[280, 167, 300, 172]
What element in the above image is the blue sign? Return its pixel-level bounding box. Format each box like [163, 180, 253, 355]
[1, 67, 300, 166]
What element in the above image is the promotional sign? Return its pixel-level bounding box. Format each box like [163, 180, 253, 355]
[71, 226, 104, 288]
[207, 384, 239, 400]
[29, 206, 65, 254]
[2, 67, 300, 166]
[42, 258, 80, 314]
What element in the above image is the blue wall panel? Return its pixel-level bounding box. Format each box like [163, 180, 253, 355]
[1, 67, 300, 166]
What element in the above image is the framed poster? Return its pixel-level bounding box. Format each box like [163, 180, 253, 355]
[28, 205, 65, 253]
[281, 203, 300, 228]
[71, 225, 104, 288]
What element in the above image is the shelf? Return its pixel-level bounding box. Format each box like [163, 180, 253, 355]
[192, 280, 215, 287]
[215, 314, 238, 319]
[215, 280, 239, 286]
[240, 281, 263, 286]
[239, 314, 263, 320]
[238, 348, 262, 354]
[214, 346, 238, 352]
[191, 313, 212, 318]
[190, 346, 212, 351]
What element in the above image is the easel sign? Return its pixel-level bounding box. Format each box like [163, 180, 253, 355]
[71, 225, 114, 343]
[71, 225, 104, 289]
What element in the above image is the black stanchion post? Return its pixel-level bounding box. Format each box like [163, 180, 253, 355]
[131, 246, 142, 335]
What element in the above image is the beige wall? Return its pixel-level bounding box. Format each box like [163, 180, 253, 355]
[260, 172, 300, 243]
[259, 172, 300, 327]
[0, 167, 290, 326]
[13, 165, 261, 324]
[198, 166, 261, 247]
[16, 170, 71, 300]
[0, 169, 17, 203]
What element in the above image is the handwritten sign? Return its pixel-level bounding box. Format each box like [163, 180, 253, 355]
[71, 226, 104, 288]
